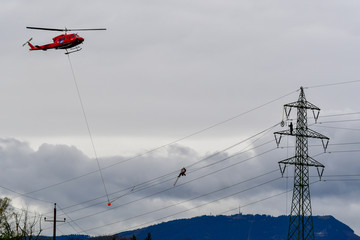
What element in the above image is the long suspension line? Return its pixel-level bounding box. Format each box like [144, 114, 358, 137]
[67, 55, 110, 204]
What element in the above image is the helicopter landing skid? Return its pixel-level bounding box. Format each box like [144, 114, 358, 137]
[65, 47, 82, 55]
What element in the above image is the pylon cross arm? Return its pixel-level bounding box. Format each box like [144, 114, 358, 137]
[274, 129, 330, 152]
[305, 128, 329, 140]
[284, 100, 320, 112]
[278, 156, 297, 177]
[278, 156, 325, 180]
[306, 156, 325, 168]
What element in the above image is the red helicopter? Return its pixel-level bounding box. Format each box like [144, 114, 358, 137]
[23, 26, 106, 54]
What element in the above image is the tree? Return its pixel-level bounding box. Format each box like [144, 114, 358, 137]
[0, 197, 13, 238]
[144, 233, 152, 240]
[14, 207, 42, 240]
[0, 197, 42, 239]
[129, 234, 137, 240]
[90, 235, 128, 240]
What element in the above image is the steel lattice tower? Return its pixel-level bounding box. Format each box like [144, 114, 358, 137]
[274, 87, 329, 240]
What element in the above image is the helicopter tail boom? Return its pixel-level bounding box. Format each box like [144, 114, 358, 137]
[22, 38, 41, 50]
[28, 42, 37, 50]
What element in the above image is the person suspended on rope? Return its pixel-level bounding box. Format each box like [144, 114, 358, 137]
[174, 167, 187, 186]
[178, 167, 186, 177]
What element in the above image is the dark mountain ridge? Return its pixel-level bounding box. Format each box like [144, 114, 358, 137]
[49, 214, 360, 240]
[118, 214, 359, 240]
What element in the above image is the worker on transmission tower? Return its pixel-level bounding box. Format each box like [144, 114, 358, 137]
[289, 122, 293, 135]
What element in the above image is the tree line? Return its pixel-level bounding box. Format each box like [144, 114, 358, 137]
[0, 197, 42, 240]
[90, 233, 152, 240]
[0, 197, 152, 240]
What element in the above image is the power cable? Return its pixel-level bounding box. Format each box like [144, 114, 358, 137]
[32, 135, 356, 220]
[314, 125, 360, 131]
[0, 184, 52, 204]
[31, 86, 360, 234]
[108, 123, 278, 204]
[44, 123, 279, 216]
[323, 179, 360, 182]
[55, 139, 276, 219]
[219, 180, 321, 216]
[318, 119, 360, 124]
[326, 149, 360, 154]
[78, 169, 279, 232]
[81, 176, 283, 233]
[54, 147, 278, 223]
[319, 112, 360, 118]
[55, 128, 336, 221]
[305, 79, 360, 89]
[18, 90, 298, 199]
[17, 84, 360, 232]
[186, 122, 279, 170]
[56, 203, 89, 235]
[24, 128, 275, 222]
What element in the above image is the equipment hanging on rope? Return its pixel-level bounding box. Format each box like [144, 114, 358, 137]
[174, 167, 187, 186]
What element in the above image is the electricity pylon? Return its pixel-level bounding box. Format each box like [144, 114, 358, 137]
[274, 87, 329, 240]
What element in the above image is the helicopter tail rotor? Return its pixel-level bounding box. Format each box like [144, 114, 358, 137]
[22, 37, 33, 47]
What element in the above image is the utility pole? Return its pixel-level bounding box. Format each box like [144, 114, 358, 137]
[274, 87, 329, 240]
[44, 203, 66, 240]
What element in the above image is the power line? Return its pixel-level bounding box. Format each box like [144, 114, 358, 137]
[17, 90, 298, 200]
[322, 174, 360, 182]
[318, 119, 360, 124]
[219, 189, 291, 215]
[187, 122, 279, 170]
[41, 123, 279, 216]
[82, 176, 283, 234]
[219, 180, 321, 216]
[319, 112, 360, 118]
[305, 79, 360, 89]
[6, 123, 276, 223]
[55, 147, 279, 223]
[107, 124, 278, 205]
[56, 203, 89, 235]
[314, 125, 360, 131]
[51, 144, 279, 233]
[82, 169, 279, 233]
[49, 138, 345, 227]
[0, 184, 52, 204]
[11, 83, 360, 235]
[51, 138, 269, 216]
[54, 139, 276, 219]
[323, 179, 360, 182]
[326, 149, 360, 154]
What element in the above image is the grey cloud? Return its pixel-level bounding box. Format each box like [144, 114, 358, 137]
[1, 0, 360, 236]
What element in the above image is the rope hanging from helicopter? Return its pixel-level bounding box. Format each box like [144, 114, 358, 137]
[66, 54, 111, 205]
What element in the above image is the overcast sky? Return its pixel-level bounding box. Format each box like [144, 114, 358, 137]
[0, 0, 360, 237]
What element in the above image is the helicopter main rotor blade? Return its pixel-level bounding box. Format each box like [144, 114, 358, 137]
[26, 26, 65, 32]
[26, 26, 106, 32]
[66, 28, 107, 31]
